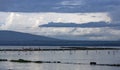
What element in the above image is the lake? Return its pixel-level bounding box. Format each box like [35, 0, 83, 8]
[0, 46, 120, 70]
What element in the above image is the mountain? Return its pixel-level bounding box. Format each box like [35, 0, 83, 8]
[0, 30, 120, 46]
[0, 30, 58, 41]
[0, 30, 62, 46]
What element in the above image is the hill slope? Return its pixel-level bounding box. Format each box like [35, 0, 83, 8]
[0, 30, 120, 46]
[0, 30, 58, 41]
[0, 30, 61, 46]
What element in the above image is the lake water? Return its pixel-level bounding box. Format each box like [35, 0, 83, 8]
[0, 46, 120, 70]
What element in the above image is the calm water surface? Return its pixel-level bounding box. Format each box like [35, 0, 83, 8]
[0, 46, 120, 70]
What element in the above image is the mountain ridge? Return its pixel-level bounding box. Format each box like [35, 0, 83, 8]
[0, 30, 120, 46]
[0, 30, 59, 41]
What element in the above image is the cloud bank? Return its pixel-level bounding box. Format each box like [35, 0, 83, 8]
[0, 0, 119, 24]
[0, 12, 119, 40]
[0, 0, 120, 40]
[0, 12, 110, 29]
[40, 22, 120, 28]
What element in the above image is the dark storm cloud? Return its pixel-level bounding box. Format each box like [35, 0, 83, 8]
[0, 0, 120, 12]
[83, 0, 120, 23]
[0, 0, 120, 23]
[109, 8, 120, 23]
[0, 0, 62, 12]
[39, 22, 120, 28]
[0, 0, 119, 13]
[0, 0, 83, 13]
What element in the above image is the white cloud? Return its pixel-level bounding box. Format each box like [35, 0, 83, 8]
[34, 27, 120, 40]
[0, 12, 118, 40]
[0, 12, 111, 30]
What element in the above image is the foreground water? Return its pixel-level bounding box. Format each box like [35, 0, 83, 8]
[0, 46, 120, 70]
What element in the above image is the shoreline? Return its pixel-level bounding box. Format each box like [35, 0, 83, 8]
[0, 59, 120, 67]
[0, 47, 120, 51]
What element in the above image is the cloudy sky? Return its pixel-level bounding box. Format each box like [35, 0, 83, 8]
[0, 0, 120, 40]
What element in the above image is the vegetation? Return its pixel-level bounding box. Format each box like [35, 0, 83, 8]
[10, 59, 32, 63]
[0, 58, 120, 66]
[0, 59, 8, 61]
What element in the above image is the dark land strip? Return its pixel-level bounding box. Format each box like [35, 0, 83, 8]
[0, 47, 120, 51]
[0, 59, 120, 67]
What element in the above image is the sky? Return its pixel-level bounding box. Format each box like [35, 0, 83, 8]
[0, 0, 120, 40]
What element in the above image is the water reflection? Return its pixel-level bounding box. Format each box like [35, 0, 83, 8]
[0, 50, 120, 70]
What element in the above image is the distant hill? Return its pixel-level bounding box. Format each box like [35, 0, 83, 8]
[0, 30, 62, 46]
[0, 30, 59, 41]
[0, 30, 120, 46]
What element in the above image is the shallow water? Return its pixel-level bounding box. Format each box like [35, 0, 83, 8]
[0, 46, 120, 70]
